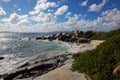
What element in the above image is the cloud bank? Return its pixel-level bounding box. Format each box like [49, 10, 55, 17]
[0, 0, 119, 32]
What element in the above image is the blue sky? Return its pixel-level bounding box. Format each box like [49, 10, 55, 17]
[0, 0, 120, 32]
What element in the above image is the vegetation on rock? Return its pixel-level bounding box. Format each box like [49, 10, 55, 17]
[70, 29, 120, 40]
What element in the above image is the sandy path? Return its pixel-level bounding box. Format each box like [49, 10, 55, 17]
[33, 63, 88, 80]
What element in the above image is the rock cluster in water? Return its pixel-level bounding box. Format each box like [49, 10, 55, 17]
[36, 32, 90, 43]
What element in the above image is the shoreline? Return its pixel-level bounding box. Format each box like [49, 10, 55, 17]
[61, 41, 96, 53]
[0, 40, 96, 80]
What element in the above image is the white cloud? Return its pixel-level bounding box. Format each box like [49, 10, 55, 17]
[29, 0, 58, 15]
[66, 14, 82, 20]
[88, 0, 107, 12]
[2, 0, 10, 2]
[1, 13, 29, 26]
[61, 8, 120, 31]
[17, 19, 30, 26]
[77, 8, 120, 29]
[18, 8, 21, 11]
[66, 15, 79, 29]
[31, 12, 56, 23]
[65, 14, 85, 29]
[0, 6, 7, 15]
[55, 5, 68, 15]
[0, 13, 31, 32]
[80, 0, 88, 6]
[101, 8, 120, 28]
[29, 10, 39, 15]
[0, 8, 120, 32]
[57, 0, 69, 4]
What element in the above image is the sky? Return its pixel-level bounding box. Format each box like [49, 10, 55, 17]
[0, 0, 120, 32]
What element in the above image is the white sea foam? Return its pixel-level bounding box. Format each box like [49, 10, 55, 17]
[0, 38, 13, 42]
[0, 45, 9, 51]
[0, 54, 20, 74]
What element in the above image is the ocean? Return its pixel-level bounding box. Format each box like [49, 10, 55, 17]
[0, 32, 69, 74]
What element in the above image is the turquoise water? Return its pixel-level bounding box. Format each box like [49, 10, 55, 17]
[0, 32, 69, 58]
[0, 32, 69, 73]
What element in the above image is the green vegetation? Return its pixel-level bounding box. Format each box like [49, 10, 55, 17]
[72, 29, 120, 80]
[91, 29, 120, 40]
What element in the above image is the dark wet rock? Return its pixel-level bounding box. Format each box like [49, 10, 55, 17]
[47, 35, 56, 41]
[56, 33, 70, 41]
[18, 62, 29, 68]
[36, 35, 56, 41]
[36, 36, 47, 40]
[36, 37, 42, 40]
[3, 67, 27, 80]
[0, 57, 4, 60]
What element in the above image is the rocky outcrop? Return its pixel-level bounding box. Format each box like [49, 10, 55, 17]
[36, 32, 90, 43]
[0, 52, 72, 80]
[113, 65, 120, 80]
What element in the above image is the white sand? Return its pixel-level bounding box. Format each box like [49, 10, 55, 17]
[62, 42, 96, 54]
[90, 40, 104, 46]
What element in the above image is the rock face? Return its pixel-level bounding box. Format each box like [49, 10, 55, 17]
[0, 52, 72, 80]
[113, 65, 120, 80]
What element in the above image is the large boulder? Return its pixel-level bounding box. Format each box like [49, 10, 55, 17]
[55, 33, 62, 39]
[56, 33, 70, 41]
[47, 35, 56, 41]
[36, 37, 42, 40]
[36, 36, 46, 40]
[113, 65, 120, 80]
